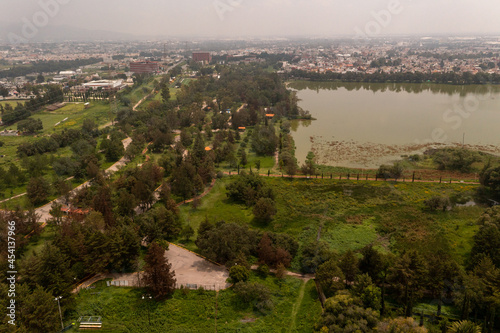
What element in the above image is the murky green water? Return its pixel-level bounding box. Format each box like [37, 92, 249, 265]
[289, 81, 500, 168]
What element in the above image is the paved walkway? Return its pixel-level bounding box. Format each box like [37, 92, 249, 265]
[72, 243, 230, 293]
[165, 243, 230, 290]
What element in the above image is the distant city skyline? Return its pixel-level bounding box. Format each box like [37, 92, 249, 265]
[1, 0, 500, 40]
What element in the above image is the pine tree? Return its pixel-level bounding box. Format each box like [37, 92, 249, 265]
[142, 242, 176, 299]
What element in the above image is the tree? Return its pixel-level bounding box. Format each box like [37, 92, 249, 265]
[315, 291, 379, 332]
[359, 245, 384, 282]
[26, 177, 50, 205]
[470, 208, 500, 267]
[389, 250, 428, 317]
[424, 196, 452, 212]
[448, 321, 481, 333]
[352, 274, 382, 311]
[316, 259, 345, 298]
[161, 83, 171, 103]
[339, 250, 359, 287]
[195, 222, 259, 264]
[142, 242, 176, 299]
[233, 282, 273, 313]
[180, 225, 195, 241]
[377, 317, 428, 333]
[301, 151, 316, 176]
[17, 118, 43, 134]
[229, 265, 250, 283]
[239, 150, 248, 167]
[300, 240, 334, 274]
[251, 125, 278, 156]
[480, 165, 500, 197]
[21, 244, 73, 298]
[16, 284, 60, 333]
[377, 162, 404, 180]
[253, 197, 277, 223]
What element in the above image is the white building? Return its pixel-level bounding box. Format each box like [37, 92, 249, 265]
[78, 79, 125, 92]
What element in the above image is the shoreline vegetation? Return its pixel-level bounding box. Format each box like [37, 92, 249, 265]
[285, 69, 500, 86]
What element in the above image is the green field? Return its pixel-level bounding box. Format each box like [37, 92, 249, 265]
[0, 100, 26, 107]
[179, 176, 480, 266]
[0, 102, 112, 168]
[0, 102, 115, 206]
[68, 274, 322, 333]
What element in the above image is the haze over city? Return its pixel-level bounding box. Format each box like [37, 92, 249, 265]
[1, 0, 500, 41]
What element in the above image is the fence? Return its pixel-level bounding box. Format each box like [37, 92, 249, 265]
[175, 283, 229, 291]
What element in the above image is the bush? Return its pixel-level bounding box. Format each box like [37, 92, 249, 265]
[233, 282, 273, 313]
[433, 148, 480, 173]
[253, 197, 277, 223]
[424, 196, 452, 212]
[257, 264, 269, 277]
[377, 162, 404, 180]
[229, 265, 250, 283]
[226, 171, 274, 206]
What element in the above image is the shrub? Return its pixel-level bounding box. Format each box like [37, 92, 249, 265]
[424, 196, 452, 212]
[229, 265, 250, 283]
[253, 197, 277, 223]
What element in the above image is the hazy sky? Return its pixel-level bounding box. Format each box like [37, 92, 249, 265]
[2, 0, 500, 38]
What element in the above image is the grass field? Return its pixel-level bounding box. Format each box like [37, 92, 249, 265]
[179, 176, 481, 266]
[68, 273, 322, 333]
[0, 100, 26, 107]
[0, 101, 116, 207]
[0, 102, 111, 168]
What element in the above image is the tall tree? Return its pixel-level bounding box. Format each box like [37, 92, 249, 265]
[389, 251, 428, 317]
[26, 177, 50, 206]
[142, 242, 176, 299]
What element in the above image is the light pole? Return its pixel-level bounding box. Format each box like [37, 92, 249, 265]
[54, 296, 64, 330]
[142, 294, 152, 326]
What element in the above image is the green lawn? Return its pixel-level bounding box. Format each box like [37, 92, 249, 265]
[68, 273, 322, 333]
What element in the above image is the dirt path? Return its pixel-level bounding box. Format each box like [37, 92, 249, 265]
[0, 192, 26, 204]
[178, 178, 217, 206]
[289, 280, 307, 333]
[132, 92, 153, 111]
[224, 171, 479, 185]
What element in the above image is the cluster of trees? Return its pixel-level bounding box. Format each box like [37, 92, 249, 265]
[432, 148, 481, 173]
[307, 205, 500, 332]
[0, 58, 102, 79]
[278, 120, 299, 176]
[288, 69, 500, 85]
[226, 172, 278, 222]
[195, 219, 297, 269]
[17, 118, 43, 134]
[170, 134, 215, 201]
[251, 124, 278, 156]
[480, 163, 500, 200]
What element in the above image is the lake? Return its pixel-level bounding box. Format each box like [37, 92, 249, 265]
[289, 81, 500, 168]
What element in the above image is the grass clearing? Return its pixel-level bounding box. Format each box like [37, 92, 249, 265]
[68, 273, 321, 333]
[180, 176, 482, 264]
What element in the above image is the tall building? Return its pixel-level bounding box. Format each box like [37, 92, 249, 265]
[130, 61, 159, 74]
[192, 52, 212, 63]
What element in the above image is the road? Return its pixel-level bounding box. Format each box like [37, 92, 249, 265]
[35, 137, 132, 222]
